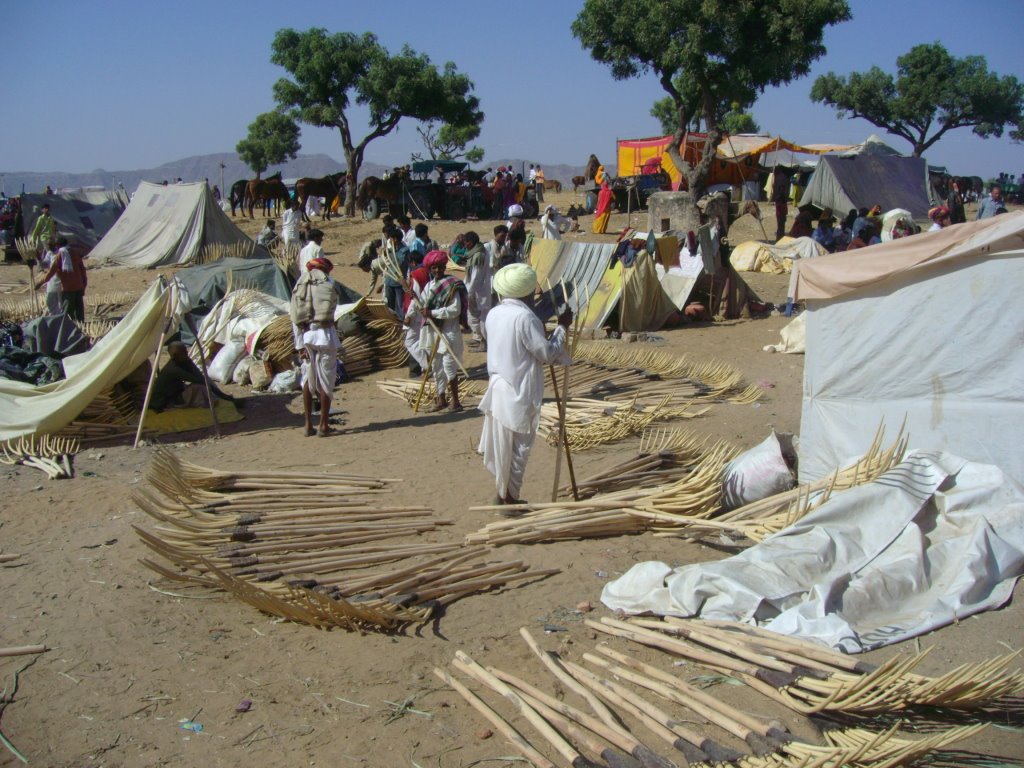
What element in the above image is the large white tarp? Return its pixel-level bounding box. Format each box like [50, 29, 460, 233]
[730, 236, 825, 274]
[89, 182, 255, 268]
[0, 279, 183, 440]
[799, 248, 1024, 485]
[601, 452, 1024, 652]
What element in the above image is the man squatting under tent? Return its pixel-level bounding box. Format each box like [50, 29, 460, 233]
[478, 263, 573, 505]
[149, 341, 242, 413]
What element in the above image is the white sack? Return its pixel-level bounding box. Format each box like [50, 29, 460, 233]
[207, 340, 245, 383]
[602, 451, 1024, 652]
[763, 313, 806, 354]
[721, 432, 793, 509]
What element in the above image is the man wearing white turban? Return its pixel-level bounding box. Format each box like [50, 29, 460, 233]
[478, 264, 572, 504]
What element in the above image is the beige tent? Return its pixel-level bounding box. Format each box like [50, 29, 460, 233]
[89, 182, 259, 268]
[0, 279, 183, 440]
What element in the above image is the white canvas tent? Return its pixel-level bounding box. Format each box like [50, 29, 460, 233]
[792, 212, 1024, 485]
[89, 182, 260, 268]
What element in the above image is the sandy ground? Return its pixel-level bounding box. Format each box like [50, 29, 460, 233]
[1, 192, 1021, 767]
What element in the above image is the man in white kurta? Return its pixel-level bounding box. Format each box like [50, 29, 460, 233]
[463, 232, 492, 348]
[479, 264, 572, 505]
[297, 229, 324, 273]
[282, 199, 302, 248]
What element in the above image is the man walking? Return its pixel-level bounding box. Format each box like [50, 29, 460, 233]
[415, 251, 466, 412]
[478, 264, 572, 505]
[976, 185, 1004, 219]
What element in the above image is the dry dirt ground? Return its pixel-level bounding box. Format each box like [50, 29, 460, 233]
[1, 192, 1021, 767]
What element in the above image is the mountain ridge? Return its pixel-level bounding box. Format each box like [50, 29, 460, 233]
[2, 153, 600, 196]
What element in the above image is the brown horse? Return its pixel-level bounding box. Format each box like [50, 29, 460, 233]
[584, 154, 601, 182]
[356, 175, 403, 215]
[544, 179, 563, 193]
[245, 172, 288, 219]
[571, 175, 587, 191]
[229, 179, 248, 217]
[295, 172, 346, 222]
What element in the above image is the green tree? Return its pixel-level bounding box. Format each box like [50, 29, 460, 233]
[573, 0, 849, 198]
[811, 43, 1024, 157]
[412, 121, 485, 164]
[235, 111, 301, 178]
[270, 28, 483, 215]
[651, 95, 761, 135]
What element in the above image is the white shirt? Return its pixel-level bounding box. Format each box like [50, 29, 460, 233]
[297, 241, 323, 272]
[282, 208, 302, 240]
[402, 228, 417, 248]
[528, 167, 537, 183]
[540, 212, 570, 240]
[479, 299, 570, 433]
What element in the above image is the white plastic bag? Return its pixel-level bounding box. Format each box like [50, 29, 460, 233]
[722, 431, 794, 509]
[268, 369, 299, 393]
[232, 356, 252, 386]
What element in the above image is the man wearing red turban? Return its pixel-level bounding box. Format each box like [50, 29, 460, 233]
[410, 250, 467, 412]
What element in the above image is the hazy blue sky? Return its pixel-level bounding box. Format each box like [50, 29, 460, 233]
[4, 0, 1021, 177]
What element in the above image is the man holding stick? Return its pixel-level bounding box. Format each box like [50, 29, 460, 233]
[290, 256, 339, 436]
[478, 264, 572, 505]
[414, 250, 467, 412]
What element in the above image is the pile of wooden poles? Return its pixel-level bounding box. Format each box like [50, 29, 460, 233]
[134, 449, 557, 631]
[195, 241, 260, 265]
[466, 430, 738, 546]
[598, 617, 1024, 715]
[53, 388, 142, 443]
[648, 425, 908, 544]
[0, 434, 79, 479]
[436, 626, 989, 768]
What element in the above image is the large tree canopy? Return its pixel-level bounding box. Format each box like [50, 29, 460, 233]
[235, 111, 301, 178]
[811, 43, 1024, 157]
[270, 28, 483, 214]
[572, 0, 849, 196]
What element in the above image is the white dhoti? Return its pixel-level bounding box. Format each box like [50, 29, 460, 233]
[300, 323, 338, 394]
[420, 321, 463, 390]
[404, 315, 427, 369]
[467, 293, 492, 342]
[478, 413, 536, 500]
[45, 281, 61, 315]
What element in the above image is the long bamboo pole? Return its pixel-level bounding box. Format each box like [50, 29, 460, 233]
[183, 313, 220, 439]
[133, 317, 173, 449]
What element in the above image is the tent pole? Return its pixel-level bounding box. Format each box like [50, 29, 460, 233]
[184, 314, 221, 439]
[133, 318, 172, 449]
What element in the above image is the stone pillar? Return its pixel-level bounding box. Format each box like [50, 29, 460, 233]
[647, 191, 731, 236]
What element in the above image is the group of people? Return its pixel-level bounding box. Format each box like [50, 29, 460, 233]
[27, 203, 88, 320]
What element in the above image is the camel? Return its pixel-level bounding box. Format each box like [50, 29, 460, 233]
[295, 172, 347, 222]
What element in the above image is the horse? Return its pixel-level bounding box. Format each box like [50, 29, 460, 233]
[295, 172, 347, 222]
[229, 179, 249, 217]
[245, 172, 288, 219]
[571, 175, 587, 192]
[356, 175, 404, 217]
[544, 179, 563, 193]
[584, 154, 601, 182]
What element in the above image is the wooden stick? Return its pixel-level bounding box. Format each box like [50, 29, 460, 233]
[413, 332, 441, 413]
[0, 645, 47, 658]
[492, 667, 677, 768]
[134, 318, 173, 449]
[454, 652, 604, 768]
[433, 667, 556, 768]
[583, 652, 780, 755]
[183, 313, 220, 439]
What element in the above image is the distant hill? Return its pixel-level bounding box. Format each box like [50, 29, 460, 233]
[1, 153, 609, 197]
[1, 153, 390, 196]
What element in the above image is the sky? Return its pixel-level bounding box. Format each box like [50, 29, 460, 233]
[3, 0, 1022, 179]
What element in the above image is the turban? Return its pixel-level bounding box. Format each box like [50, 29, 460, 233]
[868, 205, 881, 216]
[307, 257, 333, 273]
[493, 263, 537, 299]
[929, 206, 950, 221]
[507, 203, 524, 218]
[423, 250, 448, 268]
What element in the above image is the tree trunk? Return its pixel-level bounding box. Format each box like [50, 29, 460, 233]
[344, 151, 359, 218]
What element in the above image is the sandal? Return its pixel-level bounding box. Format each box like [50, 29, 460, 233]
[317, 426, 336, 437]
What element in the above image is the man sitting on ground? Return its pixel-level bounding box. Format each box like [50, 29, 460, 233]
[149, 341, 241, 413]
